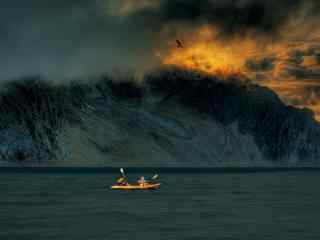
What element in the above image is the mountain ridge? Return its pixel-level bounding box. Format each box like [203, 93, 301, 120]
[0, 68, 319, 166]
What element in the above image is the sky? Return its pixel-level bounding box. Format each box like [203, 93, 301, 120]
[0, 0, 320, 119]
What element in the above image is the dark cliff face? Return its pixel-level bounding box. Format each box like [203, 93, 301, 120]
[145, 69, 320, 161]
[0, 68, 319, 165]
[0, 79, 83, 163]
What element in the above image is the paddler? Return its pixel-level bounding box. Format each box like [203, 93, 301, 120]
[116, 175, 128, 186]
[138, 176, 146, 186]
[116, 168, 128, 186]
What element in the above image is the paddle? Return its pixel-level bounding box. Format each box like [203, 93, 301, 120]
[148, 174, 160, 184]
[120, 168, 126, 178]
[151, 174, 159, 180]
[119, 168, 129, 184]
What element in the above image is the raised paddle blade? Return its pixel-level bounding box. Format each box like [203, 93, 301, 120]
[120, 168, 126, 177]
[151, 174, 159, 180]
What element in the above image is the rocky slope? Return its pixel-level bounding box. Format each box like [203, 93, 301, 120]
[0, 69, 319, 167]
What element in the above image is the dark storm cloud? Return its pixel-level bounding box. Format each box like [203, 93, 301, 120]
[0, 0, 158, 80]
[153, 0, 320, 36]
[288, 50, 305, 65]
[245, 57, 276, 72]
[282, 47, 320, 79]
[286, 67, 320, 79]
[315, 54, 320, 64]
[0, 0, 319, 80]
[287, 48, 320, 65]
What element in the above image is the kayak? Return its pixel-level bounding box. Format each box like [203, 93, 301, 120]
[111, 183, 161, 190]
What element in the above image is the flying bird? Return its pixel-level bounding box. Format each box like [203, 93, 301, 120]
[176, 40, 184, 48]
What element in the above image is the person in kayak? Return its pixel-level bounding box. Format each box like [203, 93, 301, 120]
[116, 176, 128, 186]
[138, 176, 147, 186]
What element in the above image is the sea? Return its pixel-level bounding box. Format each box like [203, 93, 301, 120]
[1, 168, 320, 240]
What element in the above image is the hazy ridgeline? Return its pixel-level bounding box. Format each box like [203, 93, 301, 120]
[0, 68, 319, 167]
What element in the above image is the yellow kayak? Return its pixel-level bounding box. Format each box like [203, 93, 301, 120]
[111, 183, 161, 190]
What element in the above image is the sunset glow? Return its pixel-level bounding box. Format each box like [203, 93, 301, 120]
[161, 25, 320, 121]
[162, 26, 252, 78]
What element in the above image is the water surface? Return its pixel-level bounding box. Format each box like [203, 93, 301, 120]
[1, 171, 319, 240]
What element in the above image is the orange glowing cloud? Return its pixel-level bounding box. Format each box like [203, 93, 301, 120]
[162, 26, 255, 78]
[158, 25, 320, 121]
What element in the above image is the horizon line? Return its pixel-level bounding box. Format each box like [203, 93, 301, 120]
[1, 166, 320, 174]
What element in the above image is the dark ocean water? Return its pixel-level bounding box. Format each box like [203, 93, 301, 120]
[1, 170, 320, 240]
